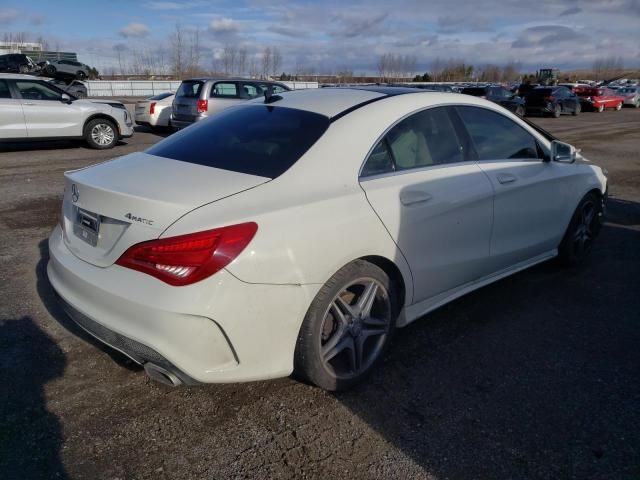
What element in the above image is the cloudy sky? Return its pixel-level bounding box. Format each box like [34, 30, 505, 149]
[1, 0, 639, 73]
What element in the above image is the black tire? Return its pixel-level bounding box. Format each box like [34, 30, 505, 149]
[18, 65, 28, 73]
[76, 71, 87, 80]
[84, 118, 118, 149]
[558, 192, 604, 266]
[572, 103, 581, 116]
[553, 103, 562, 118]
[45, 65, 56, 75]
[294, 260, 399, 391]
[596, 104, 604, 113]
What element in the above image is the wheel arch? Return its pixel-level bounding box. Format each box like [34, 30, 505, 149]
[359, 255, 407, 313]
[83, 114, 121, 136]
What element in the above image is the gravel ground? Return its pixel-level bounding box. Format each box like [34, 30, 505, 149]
[1, 109, 639, 480]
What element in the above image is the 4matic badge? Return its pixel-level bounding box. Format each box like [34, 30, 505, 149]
[124, 213, 154, 226]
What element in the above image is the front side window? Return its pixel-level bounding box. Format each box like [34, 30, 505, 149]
[457, 106, 539, 160]
[15, 81, 63, 101]
[211, 82, 238, 98]
[272, 85, 288, 94]
[241, 83, 262, 99]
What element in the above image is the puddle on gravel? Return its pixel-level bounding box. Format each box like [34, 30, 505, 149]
[0, 195, 62, 230]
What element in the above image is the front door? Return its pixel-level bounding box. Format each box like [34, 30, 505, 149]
[455, 106, 570, 271]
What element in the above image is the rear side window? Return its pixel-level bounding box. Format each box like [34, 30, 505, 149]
[361, 107, 465, 177]
[176, 81, 203, 98]
[462, 88, 487, 97]
[273, 85, 289, 94]
[212, 82, 238, 98]
[457, 106, 540, 160]
[147, 105, 330, 179]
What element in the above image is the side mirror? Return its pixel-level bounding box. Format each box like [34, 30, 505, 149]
[551, 140, 576, 163]
[61, 93, 72, 104]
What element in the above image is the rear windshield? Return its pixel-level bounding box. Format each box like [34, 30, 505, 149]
[147, 105, 330, 178]
[149, 92, 173, 100]
[176, 81, 203, 98]
[461, 87, 487, 96]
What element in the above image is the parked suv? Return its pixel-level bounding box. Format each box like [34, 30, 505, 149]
[46, 78, 88, 98]
[0, 54, 39, 74]
[171, 78, 290, 129]
[461, 85, 526, 116]
[44, 60, 90, 80]
[0, 74, 133, 149]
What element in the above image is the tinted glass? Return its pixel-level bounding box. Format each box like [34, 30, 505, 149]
[176, 81, 203, 98]
[462, 87, 488, 96]
[212, 82, 238, 97]
[457, 106, 539, 160]
[241, 84, 263, 99]
[148, 92, 173, 100]
[147, 105, 330, 179]
[530, 88, 553, 96]
[0, 80, 11, 98]
[361, 140, 394, 177]
[273, 85, 289, 94]
[15, 81, 63, 101]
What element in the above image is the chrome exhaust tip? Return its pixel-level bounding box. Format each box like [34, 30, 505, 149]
[144, 363, 183, 386]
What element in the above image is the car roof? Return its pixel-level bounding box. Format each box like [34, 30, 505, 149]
[182, 77, 285, 83]
[246, 87, 423, 118]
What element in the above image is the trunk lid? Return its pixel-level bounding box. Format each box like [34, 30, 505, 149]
[61, 152, 269, 267]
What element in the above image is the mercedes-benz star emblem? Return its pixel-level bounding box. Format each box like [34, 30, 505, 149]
[71, 184, 79, 203]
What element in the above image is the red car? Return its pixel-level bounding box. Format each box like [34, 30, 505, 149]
[575, 86, 625, 112]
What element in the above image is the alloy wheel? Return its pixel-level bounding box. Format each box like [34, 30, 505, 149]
[319, 278, 391, 380]
[91, 124, 115, 146]
[571, 200, 596, 259]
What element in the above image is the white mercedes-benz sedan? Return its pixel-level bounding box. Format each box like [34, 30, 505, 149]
[47, 87, 607, 390]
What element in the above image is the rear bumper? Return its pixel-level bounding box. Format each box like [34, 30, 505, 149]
[47, 225, 316, 384]
[170, 114, 206, 130]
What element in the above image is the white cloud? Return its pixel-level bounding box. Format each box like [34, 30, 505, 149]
[209, 17, 241, 34]
[119, 23, 151, 38]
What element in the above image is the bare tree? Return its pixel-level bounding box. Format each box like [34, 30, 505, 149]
[271, 47, 282, 78]
[236, 48, 247, 76]
[261, 46, 272, 79]
[114, 44, 127, 75]
[170, 23, 185, 78]
[248, 53, 259, 78]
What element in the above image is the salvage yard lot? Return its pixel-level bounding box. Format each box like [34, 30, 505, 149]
[1, 110, 639, 479]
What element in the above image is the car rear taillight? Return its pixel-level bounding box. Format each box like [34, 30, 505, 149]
[545, 96, 556, 102]
[115, 223, 258, 286]
[149, 102, 156, 114]
[197, 99, 208, 113]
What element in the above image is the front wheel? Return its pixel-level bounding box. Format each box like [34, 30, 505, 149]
[615, 102, 622, 111]
[84, 118, 118, 149]
[558, 192, 604, 266]
[553, 104, 562, 118]
[45, 65, 56, 75]
[77, 71, 87, 80]
[596, 104, 604, 113]
[294, 260, 398, 391]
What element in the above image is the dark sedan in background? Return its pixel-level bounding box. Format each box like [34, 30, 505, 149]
[461, 85, 526, 116]
[523, 86, 581, 117]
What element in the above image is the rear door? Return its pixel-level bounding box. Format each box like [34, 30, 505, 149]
[0, 79, 27, 138]
[13, 79, 83, 137]
[359, 106, 495, 304]
[456, 106, 570, 271]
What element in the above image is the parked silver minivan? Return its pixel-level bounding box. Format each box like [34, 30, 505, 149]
[171, 78, 290, 129]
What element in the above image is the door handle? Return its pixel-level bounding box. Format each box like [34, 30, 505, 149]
[497, 172, 517, 184]
[400, 190, 432, 206]
[23, 102, 36, 106]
